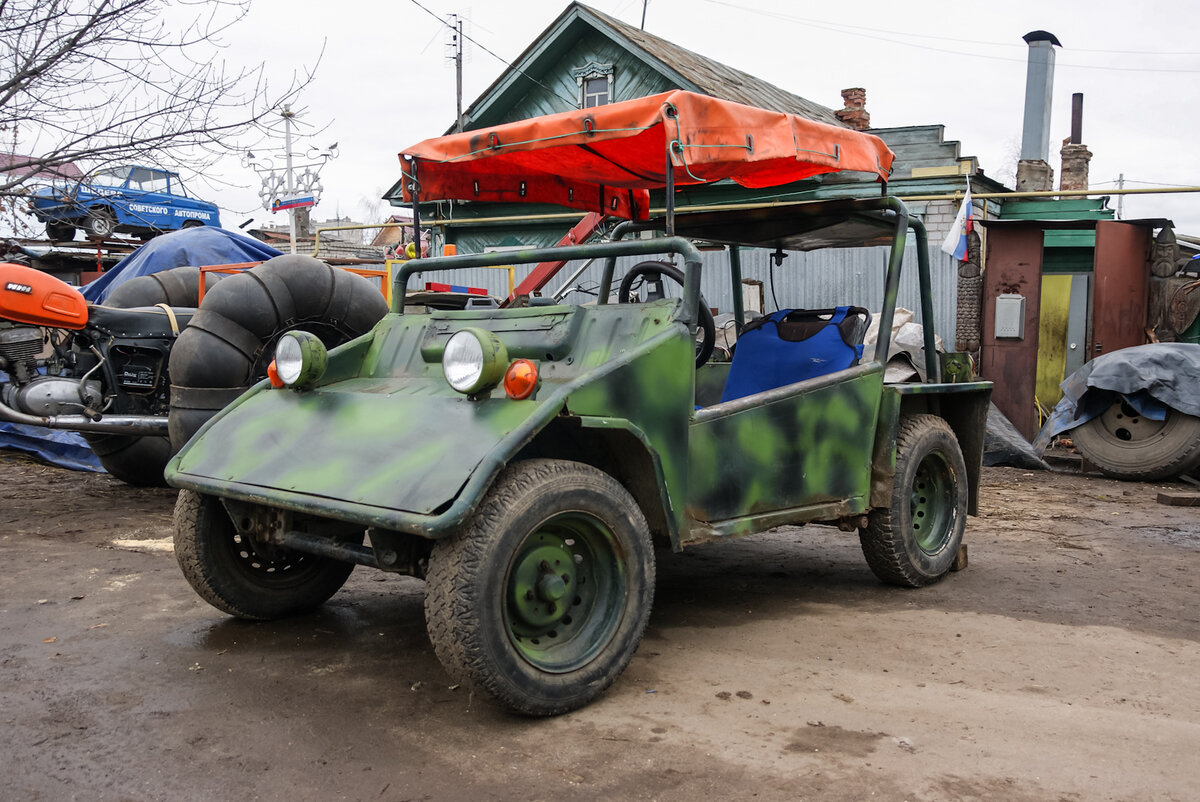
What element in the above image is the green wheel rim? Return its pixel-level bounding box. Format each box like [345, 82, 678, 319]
[911, 452, 956, 553]
[504, 512, 626, 673]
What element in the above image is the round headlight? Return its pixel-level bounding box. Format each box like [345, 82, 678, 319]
[274, 330, 327, 389]
[443, 328, 507, 395]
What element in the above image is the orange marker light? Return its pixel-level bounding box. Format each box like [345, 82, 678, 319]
[267, 360, 285, 389]
[504, 359, 538, 400]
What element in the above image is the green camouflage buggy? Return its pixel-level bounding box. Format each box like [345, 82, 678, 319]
[166, 91, 992, 716]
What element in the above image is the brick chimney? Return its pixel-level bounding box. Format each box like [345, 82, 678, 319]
[1059, 93, 1091, 192]
[1060, 139, 1092, 192]
[836, 87, 870, 130]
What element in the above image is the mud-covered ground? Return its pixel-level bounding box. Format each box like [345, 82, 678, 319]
[2, 450, 1198, 801]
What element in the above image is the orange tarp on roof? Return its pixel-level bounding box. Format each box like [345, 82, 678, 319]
[399, 90, 895, 220]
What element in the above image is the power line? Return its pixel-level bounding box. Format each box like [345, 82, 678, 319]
[699, 0, 1200, 73]
[1096, 178, 1200, 188]
[407, 0, 579, 109]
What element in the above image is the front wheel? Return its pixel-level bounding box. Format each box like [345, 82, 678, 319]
[425, 459, 655, 716]
[46, 222, 76, 241]
[173, 490, 356, 620]
[860, 414, 967, 587]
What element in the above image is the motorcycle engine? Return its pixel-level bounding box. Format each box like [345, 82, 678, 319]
[0, 325, 101, 416]
[0, 325, 45, 383]
[4, 374, 102, 416]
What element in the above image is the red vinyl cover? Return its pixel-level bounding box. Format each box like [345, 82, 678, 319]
[400, 90, 895, 220]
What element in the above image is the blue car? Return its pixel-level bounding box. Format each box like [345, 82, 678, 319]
[27, 165, 221, 241]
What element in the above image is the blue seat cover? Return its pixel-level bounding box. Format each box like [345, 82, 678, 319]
[720, 306, 864, 402]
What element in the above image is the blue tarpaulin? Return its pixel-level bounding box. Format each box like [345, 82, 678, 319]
[80, 226, 281, 304]
[0, 421, 104, 472]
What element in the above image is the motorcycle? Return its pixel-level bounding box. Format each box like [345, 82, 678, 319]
[0, 251, 389, 485]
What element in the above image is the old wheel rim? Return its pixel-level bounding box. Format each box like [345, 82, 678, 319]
[227, 529, 326, 590]
[90, 214, 114, 237]
[504, 512, 625, 674]
[1094, 399, 1167, 444]
[911, 453, 956, 553]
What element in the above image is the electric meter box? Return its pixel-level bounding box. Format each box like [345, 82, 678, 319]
[994, 293, 1026, 339]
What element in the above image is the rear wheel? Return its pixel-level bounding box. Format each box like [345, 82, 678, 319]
[425, 459, 655, 716]
[1071, 398, 1200, 481]
[860, 414, 967, 587]
[173, 490, 356, 620]
[82, 432, 173, 487]
[86, 209, 116, 238]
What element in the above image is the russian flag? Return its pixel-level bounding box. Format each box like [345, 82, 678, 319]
[940, 183, 973, 261]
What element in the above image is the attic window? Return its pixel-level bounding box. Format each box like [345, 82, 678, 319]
[571, 62, 614, 109]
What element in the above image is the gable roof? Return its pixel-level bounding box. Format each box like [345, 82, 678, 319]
[460, 2, 846, 131]
[0, 154, 85, 182]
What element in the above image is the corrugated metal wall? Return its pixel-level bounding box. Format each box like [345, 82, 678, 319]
[407, 244, 959, 342]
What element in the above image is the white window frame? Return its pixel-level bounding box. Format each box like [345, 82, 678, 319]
[571, 62, 614, 109]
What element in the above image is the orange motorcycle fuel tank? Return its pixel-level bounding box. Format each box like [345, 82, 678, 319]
[0, 263, 88, 329]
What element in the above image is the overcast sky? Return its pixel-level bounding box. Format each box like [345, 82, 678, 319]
[204, 0, 1200, 234]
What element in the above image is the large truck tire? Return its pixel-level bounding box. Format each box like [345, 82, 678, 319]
[1071, 399, 1200, 481]
[167, 255, 389, 451]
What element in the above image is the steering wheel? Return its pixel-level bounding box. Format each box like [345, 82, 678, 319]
[617, 261, 716, 367]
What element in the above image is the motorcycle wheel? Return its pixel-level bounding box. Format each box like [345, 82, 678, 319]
[82, 432, 174, 487]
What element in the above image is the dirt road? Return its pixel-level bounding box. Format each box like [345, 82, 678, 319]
[2, 451, 1198, 801]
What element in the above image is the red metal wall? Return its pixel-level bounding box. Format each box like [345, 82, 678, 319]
[981, 224, 1044, 441]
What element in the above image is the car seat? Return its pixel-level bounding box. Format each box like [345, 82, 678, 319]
[719, 306, 872, 403]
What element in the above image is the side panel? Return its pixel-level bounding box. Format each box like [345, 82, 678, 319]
[686, 366, 883, 531]
[563, 328, 695, 537]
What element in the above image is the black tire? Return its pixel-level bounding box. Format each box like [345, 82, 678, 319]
[86, 209, 116, 238]
[173, 490, 356, 620]
[167, 255, 389, 451]
[425, 459, 655, 716]
[181, 220, 203, 229]
[46, 222, 75, 241]
[82, 432, 174, 487]
[103, 265, 223, 309]
[1071, 398, 1200, 481]
[618, 260, 716, 367]
[860, 414, 967, 588]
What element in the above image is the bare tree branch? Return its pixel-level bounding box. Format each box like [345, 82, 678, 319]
[0, 0, 318, 200]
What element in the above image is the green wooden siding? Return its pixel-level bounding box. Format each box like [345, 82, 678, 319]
[496, 32, 682, 124]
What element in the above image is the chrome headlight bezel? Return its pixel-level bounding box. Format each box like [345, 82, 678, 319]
[274, 330, 328, 389]
[443, 327, 508, 396]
